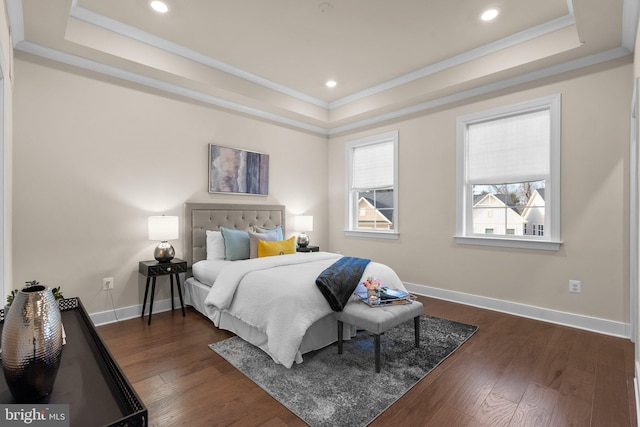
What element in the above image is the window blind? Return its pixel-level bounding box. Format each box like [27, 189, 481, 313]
[352, 141, 394, 189]
[466, 109, 550, 184]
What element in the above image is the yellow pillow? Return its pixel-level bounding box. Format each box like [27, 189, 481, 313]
[257, 236, 296, 257]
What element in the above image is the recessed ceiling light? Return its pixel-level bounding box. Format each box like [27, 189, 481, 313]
[150, 1, 169, 14]
[326, 80, 337, 88]
[480, 8, 500, 21]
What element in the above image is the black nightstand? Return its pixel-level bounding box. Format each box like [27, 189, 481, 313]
[139, 258, 187, 325]
[297, 246, 319, 253]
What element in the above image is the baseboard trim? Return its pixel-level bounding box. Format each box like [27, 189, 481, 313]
[90, 297, 183, 326]
[92, 286, 630, 338]
[404, 282, 630, 339]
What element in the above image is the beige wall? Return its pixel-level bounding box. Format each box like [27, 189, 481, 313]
[10, 48, 634, 326]
[12, 54, 328, 315]
[329, 60, 632, 324]
[0, 1, 12, 305]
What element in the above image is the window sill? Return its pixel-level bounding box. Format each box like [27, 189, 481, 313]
[454, 235, 562, 251]
[345, 230, 399, 240]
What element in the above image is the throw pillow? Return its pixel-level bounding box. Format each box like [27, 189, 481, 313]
[253, 225, 284, 241]
[206, 230, 225, 260]
[221, 227, 250, 261]
[249, 231, 279, 259]
[257, 236, 296, 258]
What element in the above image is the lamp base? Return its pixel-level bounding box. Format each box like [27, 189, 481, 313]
[297, 233, 309, 248]
[154, 241, 175, 262]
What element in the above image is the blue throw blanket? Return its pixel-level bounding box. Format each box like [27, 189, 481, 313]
[315, 257, 371, 312]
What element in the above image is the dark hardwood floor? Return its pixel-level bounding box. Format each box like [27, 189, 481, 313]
[97, 296, 637, 426]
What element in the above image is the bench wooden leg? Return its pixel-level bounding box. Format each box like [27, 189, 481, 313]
[374, 334, 381, 373]
[414, 315, 420, 347]
[337, 320, 344, 354]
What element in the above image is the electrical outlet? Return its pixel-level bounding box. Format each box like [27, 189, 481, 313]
[103, 277, 114, 291]
[569, 280, 581, 294]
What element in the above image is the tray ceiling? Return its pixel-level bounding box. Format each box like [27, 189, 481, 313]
[7, 0, 637, 134]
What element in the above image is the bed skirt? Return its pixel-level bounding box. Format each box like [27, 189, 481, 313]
[182, 277, 355, 365]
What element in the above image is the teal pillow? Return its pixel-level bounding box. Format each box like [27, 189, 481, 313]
[221, 227, 250, 261]
[253, 225, 284, 240]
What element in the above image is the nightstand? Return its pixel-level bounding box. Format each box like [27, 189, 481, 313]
[139, 258, 187, 325]
[297, 246, 319, 253]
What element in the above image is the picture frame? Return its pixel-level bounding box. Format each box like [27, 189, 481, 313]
[208, 144, 269, 195]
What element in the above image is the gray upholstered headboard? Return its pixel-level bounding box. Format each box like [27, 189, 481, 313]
[184, 203, 286, 266]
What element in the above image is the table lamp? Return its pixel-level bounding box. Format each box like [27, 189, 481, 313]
[148, 215, 179, 262]
[294, 215, 313, 247]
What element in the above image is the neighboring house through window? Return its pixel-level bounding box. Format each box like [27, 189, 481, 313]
[345, 130, 398, 239]
[455, 95, 561, 250]
[521, 189, 546, 236]
[472, 192, 525, 236]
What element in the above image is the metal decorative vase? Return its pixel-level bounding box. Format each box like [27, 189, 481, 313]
[1, 285, 63, 402]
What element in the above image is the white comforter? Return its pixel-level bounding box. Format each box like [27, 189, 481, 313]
[204, 252, 405, 368]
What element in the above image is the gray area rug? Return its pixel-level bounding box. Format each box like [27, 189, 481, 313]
[209, 315, 478, 427]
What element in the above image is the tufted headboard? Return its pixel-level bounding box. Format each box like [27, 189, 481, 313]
[184, 203, 286, 266]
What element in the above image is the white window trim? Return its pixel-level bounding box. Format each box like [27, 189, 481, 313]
[455, 94, 562, 251]
[345, 130, 399, 239]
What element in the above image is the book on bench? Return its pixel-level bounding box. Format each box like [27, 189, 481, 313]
[354, 284, 415, 307]
[380, 287, 410, 300]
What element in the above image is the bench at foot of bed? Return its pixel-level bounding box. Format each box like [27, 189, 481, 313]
[335, 300, 424, 373]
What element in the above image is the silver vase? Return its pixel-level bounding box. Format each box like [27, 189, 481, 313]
[1, 285, 63, 402]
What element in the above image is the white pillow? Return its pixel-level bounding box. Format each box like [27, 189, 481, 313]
[206, 230, 225, 260]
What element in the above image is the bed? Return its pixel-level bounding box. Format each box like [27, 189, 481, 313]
[182, 202, 406, 368]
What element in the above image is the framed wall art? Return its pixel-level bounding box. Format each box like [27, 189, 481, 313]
[208, 144, 269, 195]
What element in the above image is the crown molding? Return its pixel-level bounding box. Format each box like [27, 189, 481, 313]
[10, 40, 633, 137]
[68, 0, 330, 110]
[5, 0, 638, 136]
[329, 47, 631, 135]
[622, 0, 640, 52]
[5, 0, 23, 45]
[328, 13, 576, 109]
[68, 0, 580, 113]
[14, 40, 331, 136]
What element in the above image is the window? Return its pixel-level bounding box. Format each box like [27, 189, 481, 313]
[455, 95, 561, 250]
[345, 130, 398, 239]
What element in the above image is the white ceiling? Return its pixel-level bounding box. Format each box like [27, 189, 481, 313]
[6, 0, 639, 134]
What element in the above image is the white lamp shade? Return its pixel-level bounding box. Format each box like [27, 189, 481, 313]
[148, 216, 179, 241]
[294, 215, 313, 232]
